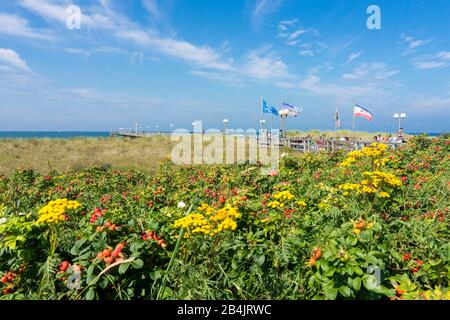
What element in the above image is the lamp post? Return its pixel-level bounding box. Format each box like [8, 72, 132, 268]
[393, 113, 406, 131]
[223, 119, 229, 135]
[259, 119, 266, 130]
[279, 109, 289, 138]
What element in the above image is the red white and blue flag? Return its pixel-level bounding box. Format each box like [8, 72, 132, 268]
[353, 104, 373, 120]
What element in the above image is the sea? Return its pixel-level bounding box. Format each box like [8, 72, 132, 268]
[0, 131, 444, 139]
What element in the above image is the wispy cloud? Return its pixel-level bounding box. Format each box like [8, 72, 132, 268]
[345, 51, 363, 64]
[277, 20, 323, 56]
[342, 62, 399, 80]
[437, 51, 450, 60]
[17, 0, 234, 72]
[0, 13, 55, 40]
[117, 30, 234, 71]
[142, 0, 173, 28]
[189, 45, 293, 86]
[411, 51, 450, 70]
[18, 0, 116, 30]
[413, 61, 446, 70]
[0, 48, 33, 73]
[408, 93, 450, 113]
[251, 0, 285, 29]
[401, 33, 432, 50]
[299, 50, 314, 56]
[243, 46, 290, 79]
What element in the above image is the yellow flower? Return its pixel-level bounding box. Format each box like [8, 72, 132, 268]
[174, 204, 240, 237]
[353, 228, 361, 235]
[37, 198, 81, 225]
[296, 200, 307, 207]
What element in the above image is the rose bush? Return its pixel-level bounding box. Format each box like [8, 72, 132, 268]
[0, 135, 448, 300]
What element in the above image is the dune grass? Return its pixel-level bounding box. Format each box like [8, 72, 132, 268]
[0, 130, 404, 176]
[0, 136, 174, 176]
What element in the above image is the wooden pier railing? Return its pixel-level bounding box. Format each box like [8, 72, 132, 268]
[110, 131, 403, 152]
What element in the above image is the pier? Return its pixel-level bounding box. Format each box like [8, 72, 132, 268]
[110, 130, 403, 152]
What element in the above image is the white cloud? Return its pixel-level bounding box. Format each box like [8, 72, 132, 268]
[142, 0, 162, 21]
[288, 29, 307, 40]
[65, 48, 91, 57]
[342, 62, 399, 80]
[413, 61, 446, 70]
[299, 50, 314, 56]
[0, 48, 33, 73]
[18, 0, 115, 30]
[346, 51, 362, 64]
[408, 94, 450, 113]
[0, 13, 54, 40]
[243, 46, 290, 79]
[252, 0, 285, 29]
[18, 0, 233, 72]
[411, 51, 450, 70]
[401, 33, 432, 51]
[437, 51, 450, 60]
[277, 20, 323, 56]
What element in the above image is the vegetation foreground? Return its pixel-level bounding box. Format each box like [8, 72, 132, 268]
[0, 135, 449, 300]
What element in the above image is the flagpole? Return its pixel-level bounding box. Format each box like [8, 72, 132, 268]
[352, 105, 356, 144]
[281, 98, 284, 138]
[259, 97, 262, 134]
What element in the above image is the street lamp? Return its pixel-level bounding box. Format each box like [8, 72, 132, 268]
[279, 109, 289, 138]
[259, 118, 266, 129]
[223, 119, 229, 135]
[393, 113, 406, 131]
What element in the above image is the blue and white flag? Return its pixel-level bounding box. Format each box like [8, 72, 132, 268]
[262, 99, 279, 116]
[282, 102, 302, 116]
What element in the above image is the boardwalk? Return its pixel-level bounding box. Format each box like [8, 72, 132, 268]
[110, 131, 404, 152]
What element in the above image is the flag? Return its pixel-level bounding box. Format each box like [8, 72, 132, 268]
[262, 99, 279, 116]
[282, 102, 302, 117]
[353, 104, 373, 120]
[335, 107, 341, 129]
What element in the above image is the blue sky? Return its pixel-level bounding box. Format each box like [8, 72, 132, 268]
[0, 0, 449, 132]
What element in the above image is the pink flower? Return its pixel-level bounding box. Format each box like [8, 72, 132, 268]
[268, 170, 278, 176]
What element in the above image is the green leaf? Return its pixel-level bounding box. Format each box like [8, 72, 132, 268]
[308, 275, 315, 287]
[339, 286, 352, 298]
[119, 262, 131, 274]
[162, 287, 174, 299]
[85, 287, 95, 300]
[354, 266, 364, 276]
[353, 277, 362, 291]
[150, 270, 162, 281]
[70, 239, 86, 255]
[324, 287, 338, 300]
[131, 258, 144, 269]
[321, 262, 330, 272]
[363, 275, 379, 291]
[254, 254, 265, 266]
[368, 254, 378, 265]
